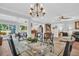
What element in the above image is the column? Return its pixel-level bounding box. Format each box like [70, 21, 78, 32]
[43, 24, 45, 42]
[27, 20, 31, 37]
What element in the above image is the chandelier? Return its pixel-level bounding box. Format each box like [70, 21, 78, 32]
[29, 3, 46, 17]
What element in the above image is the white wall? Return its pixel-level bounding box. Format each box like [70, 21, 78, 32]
[52, 19, 79, 37]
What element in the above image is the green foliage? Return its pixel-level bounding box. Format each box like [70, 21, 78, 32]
[27, 37, 38, 43]
[20, 25, 27, 30]
[2, 24, 8, 30]
[27, 37, 32, 41]
[0, 24, 2, 31]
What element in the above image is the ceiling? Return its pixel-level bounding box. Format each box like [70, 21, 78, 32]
[0, 3, 79, 23]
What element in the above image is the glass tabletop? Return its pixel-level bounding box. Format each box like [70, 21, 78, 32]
[18, 41, 64, 56]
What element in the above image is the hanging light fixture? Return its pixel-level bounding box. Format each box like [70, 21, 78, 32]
[29, 3, 46, 17]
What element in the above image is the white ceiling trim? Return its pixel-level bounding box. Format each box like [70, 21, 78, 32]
[0, 6, 45, 24]
[0, 6, 31, 19]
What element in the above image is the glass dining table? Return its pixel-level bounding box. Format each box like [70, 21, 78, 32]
[17, 41, 65, 56]
[8, 35, 66, 56]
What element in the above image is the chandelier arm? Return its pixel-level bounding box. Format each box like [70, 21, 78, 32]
[29, 3, 45, 17]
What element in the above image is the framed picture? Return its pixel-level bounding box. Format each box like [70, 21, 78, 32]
[75, 21, 79, 29]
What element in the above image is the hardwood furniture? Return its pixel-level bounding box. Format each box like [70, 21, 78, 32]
[44, 32, 51, 39]
[72, 31, 79, 41]
[0, 36, 2, 46]
[0, 32, 6, 46]
[44, 24, 51, 42]
[58, 32, 68, 37]
[0, 32, 6, 35]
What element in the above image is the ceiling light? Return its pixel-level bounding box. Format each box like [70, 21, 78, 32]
[29, 3, 46, 17]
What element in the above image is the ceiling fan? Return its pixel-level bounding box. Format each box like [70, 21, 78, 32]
[59, 16, 71, 19]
